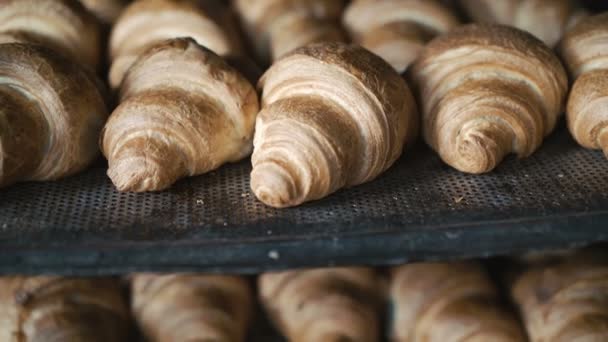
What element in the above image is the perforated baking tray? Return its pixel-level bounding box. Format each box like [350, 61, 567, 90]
[0, 126, 607, 275]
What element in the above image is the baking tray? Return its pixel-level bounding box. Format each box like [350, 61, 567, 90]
[1, 126, 607, 275]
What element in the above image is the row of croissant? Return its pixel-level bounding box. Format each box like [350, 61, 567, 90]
[1, 247, 606, 341]
[0, 0, 606, 208]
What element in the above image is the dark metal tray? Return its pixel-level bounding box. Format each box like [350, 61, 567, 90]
[1, 126, 607, 275]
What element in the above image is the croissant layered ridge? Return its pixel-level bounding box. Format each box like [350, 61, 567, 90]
[102, 38, 258, 192]
[390, 262, 526, 342]
[0, 43, 107, 188]
[108, 0, 238, 89]
[0, 0, 101, 69]
[343, 0, 459, 73]
[251, 42, 417, 208]
[259, 267, 382, 342]
[131, 273, 252, 342]
[410, 24, 567, 174]
[559, 13, 608, 157]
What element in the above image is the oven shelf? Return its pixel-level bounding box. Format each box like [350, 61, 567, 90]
[1, 127, 606, 275]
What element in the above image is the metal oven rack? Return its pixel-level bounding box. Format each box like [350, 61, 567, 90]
[1, 127, 606, 275]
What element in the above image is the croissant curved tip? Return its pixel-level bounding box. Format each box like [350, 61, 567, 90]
[251, 162, 300, 208]
[107, 155, 174, 192]
[449, 122, 513, 174]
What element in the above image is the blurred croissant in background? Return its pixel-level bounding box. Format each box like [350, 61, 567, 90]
[459, 0, 587, 47]
[343, 0, 459, 73]
[234, 0, 346, 63]
[259, 267, 383, 342]
[108, 0, 241, 88]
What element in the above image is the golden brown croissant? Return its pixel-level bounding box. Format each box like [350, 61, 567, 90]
[80, 0, 130, 25]
[410, 24, 568, 174]
[131, 273, 252, 342]
[343, 0, 459, 73]
[0, 276, 130, 341]
[390, 262, 526, 342]
[108, 0, 239, 89]
[511, 248, 608, 341]
[251, 42, 418, 207]
[0, 43, 108, 188]
[0, 0, 101, 69]
[258, 267, 382, 342]
[459, 0, 586, 47]
[559, 13, 608, 157]
[101, 38, 258, 192]
[234, 0, 346, 62]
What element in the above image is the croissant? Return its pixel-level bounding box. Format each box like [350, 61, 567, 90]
[510, 248, 608, 341]
[0, 43, 108, 188]
[459, 0, 586, 47]
[0, 276, 130, 341]
[131, 273, 252, 342]
[80, 0, 130, 25]
[108, 0, 239, 89]
[343, 0, 459, 73]
[101, 38, 258, 192]
[559, 13, 608, 157]
[234, 0, 346, 62]
[409, 24, 567, 174]
[195, 0, 246, 56]
[251, 42, 417, 207]
[0, 0, 101, 69]
[390, 262, 526, 342]
[258, 267, 382, 342]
